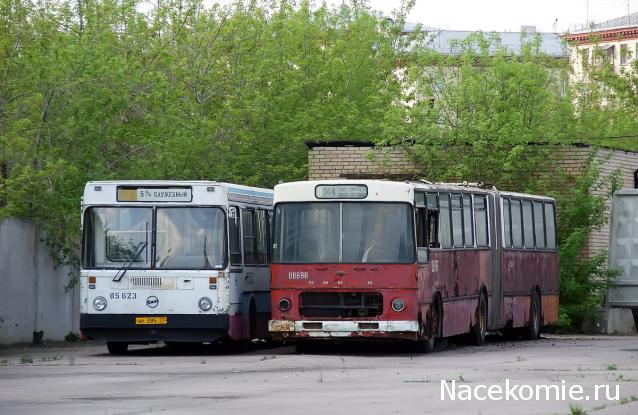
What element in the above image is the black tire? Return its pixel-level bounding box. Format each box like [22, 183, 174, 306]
[414, 336, 435, 353]
[525, 291, 541, 340]
[415, 299, 442, 354]
[248, 300, 257, 341]
[165, 341, 201, 351]
[106, 341, 128, 355]
[295, 341, 318, 354]
[470, 294, 487, 346]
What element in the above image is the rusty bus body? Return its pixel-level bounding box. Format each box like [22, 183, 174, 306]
[268, 180, 558, 348]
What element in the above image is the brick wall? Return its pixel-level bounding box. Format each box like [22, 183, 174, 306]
[307, 143, 638, 258]
[308, 145, 418, 180]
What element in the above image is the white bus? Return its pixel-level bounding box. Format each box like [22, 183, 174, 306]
[80, 181, 273, 354]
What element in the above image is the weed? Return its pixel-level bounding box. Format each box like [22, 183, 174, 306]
[569, 403, 585, 415]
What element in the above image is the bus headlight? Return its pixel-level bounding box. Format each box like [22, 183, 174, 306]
[93, 296, 107, 311]
[391, 298, 406, 312]
[277, 298, 292, 312]
[198, 297, 213, 312]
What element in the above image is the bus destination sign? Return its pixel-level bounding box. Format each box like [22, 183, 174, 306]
[117, 187, 192, 202]
[315, 184, 368, 199]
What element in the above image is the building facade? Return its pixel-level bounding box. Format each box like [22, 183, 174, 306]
[565, 12, 638, 80]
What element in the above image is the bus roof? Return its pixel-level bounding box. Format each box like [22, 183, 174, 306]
[83, 180, 272, 206]
[274, 180, 554, 204]
[275, 180, 414, 203]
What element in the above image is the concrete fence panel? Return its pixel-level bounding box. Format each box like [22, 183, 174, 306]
[0, 217, 79, 344]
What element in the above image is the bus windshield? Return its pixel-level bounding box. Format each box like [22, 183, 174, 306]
[155, 207, 226, 269]
[273, 202, 415, 264]
[83, 207, 152, 268]
[83, 207, 227, 269]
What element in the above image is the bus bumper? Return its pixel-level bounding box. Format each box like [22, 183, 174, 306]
[80, 313, 229, 343]
[268, 319, 419, 340]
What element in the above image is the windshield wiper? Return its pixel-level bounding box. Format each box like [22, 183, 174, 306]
[113, 241, 148, 282]
[158, 248, 172, 268]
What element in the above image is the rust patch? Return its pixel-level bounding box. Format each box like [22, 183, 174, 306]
[269, 320, 294, 332]
[542, 294, 559, 324]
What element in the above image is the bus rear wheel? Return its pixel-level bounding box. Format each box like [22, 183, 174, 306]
[525, 291, 541, 340]
[470, 294, 487, 346]
[106, 341, 128, 355]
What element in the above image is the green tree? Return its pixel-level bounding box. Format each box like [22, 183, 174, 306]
[0, 0, 419, 277]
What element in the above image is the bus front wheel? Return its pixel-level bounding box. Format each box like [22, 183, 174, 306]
[106, 341, 128, 355]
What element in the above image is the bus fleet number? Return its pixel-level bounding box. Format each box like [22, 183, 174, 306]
[110, 292, 137, 300]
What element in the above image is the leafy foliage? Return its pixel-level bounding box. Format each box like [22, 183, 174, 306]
[0, 0, 417, 272]
[381, 32, 573, 190]
[383, 31, 633, 330]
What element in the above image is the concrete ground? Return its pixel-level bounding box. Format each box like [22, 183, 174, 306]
[0, 335, 637, 415]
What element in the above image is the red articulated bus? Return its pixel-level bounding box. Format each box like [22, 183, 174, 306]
[268, 180, 559, 351]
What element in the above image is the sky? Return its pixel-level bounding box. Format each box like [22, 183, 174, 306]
[328, 0, 637, 33]
[155, 0, 638, 33]
[199, 0, 638, 33]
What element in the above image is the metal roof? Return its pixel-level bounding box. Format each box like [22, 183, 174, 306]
[402, 22, 566, 58]
[427, 30, 565, 58]
[571, 12, 638, 34]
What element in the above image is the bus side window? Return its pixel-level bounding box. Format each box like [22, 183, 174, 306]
[242, 209, 257, 265]
[438, 194, 452, 248]
[426, 193, 440, 248]
[463, 194, 474, 247]
[416, 207, 427, 248]
[522, 200, 534, 249]
[511, 199, 523, 248]
[545, 203, 557, 249]
[416, 206, 428, 262]
[451, 194, 463, 247]
[229, 206, 242, 266]
[503, 198, 512, 248]
[474, 195, 489, 247]
[533, 201, 546, 249]
[256, 210, 269, 265]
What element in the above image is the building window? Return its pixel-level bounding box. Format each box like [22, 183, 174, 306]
[581, 47, 589, 69]
[621, 44, 628, 66]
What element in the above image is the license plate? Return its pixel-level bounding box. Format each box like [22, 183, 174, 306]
[135, 316, 167, 325]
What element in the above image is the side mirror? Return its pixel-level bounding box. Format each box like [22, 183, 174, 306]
[417, 247, 429, 264]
